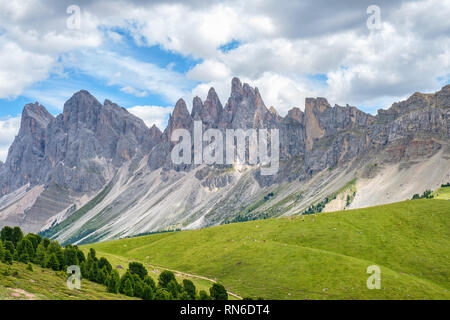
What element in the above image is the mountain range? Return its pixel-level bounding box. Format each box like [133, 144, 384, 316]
[0, 78, 449, 244]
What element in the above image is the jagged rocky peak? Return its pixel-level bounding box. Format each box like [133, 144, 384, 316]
[305, 97, 331, 113]
[377, 84, 450, 122]
[268, 106, 283, 122]
[149, 124, 163, 139]
[191, 96, 203, 119]
[150, 123, 160, 131]
[221, 77, 273, 129]
[286, 107, 304, 123]
[203, 87, 223, 124]
[231, 77, 244, 96]
[304, 97, 375, 151]
[102, 98, 153, 134]
[20, 102, 53, 137]
[0, 101, 53, 195]
[62, 90, 103, 130]
[436, 84, 450, 107]
[304, 97, 330, 150]
[165, 98, 193, 139]
[172, 98, 190, 119]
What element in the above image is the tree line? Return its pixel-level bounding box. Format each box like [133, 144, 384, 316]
[0, 226, 228, 300]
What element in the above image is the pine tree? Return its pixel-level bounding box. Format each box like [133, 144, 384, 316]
[182, 279, 197, 299]
[123, 279, 134, 297]
[16, 239, 35, 261]
[99, 257, 112, 274]
[0, 239, 4, 262]
[107, 270, 120, 293]
[210, 283, 228, 300]
[34, 243, 47, 267]
[3, 250, 12, 265]
[167, 279, 182, 299]
[19, 252, 30, 264]
[129, 262, 148, 279]
[63, 246, 79, 267]
[119, 271, 135, 294]
[11, 227, 23, 246]
[142, 284, 154, 300]
[47, 253, 60, 271]
[0, 226, 13, 242]
[158, 270, 176, 288]
[198, 290, 210, 300]
[134, 281, 144, 298]
[3, 240, 14, 255]
[154, 288, 172, 300]
[143, 275, 156, 291]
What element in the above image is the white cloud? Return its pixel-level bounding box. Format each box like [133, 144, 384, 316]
[61, 50, 192, 103]
[127, 105, 173, 131]
[120, 86, 148, 97]
[0, 116, 21, 162]
[0, 41, 54, 99]
[0, 0, 449, 114]
[187, 60, 231, 82]
[180, 0, 450, 112]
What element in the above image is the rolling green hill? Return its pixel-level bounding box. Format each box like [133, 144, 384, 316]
[0, 261, 137, 300]
[433, 185, 450, 200]
[83, 199, 450, 300]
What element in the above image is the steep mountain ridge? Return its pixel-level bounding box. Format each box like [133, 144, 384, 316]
[0, 79, 449, 244]
[0, 91, 161, 231]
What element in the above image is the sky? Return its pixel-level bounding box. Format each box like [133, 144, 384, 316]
[0, 0, 449, 161]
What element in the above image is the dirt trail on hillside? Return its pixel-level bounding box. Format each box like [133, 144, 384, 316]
[145, 262, 243, 299]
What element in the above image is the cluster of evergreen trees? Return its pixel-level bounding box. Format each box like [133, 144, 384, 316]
[0, 226, 228, 300]
[412, 189, 434, 200]
[0, 226, 73, 269]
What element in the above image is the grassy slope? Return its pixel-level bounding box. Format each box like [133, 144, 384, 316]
[85, 199, 450, 300]
[0, 262, 137, 300]
[433, 186, 450, 200]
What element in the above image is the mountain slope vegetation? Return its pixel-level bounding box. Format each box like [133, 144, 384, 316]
[84, 199, 450, 300]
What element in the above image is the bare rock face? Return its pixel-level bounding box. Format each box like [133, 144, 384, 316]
[1, 78, 449, 236]
[1, 91, 161, 198]
[43, 91, 160, 193]
[191, 96, 204, 120]
[0, 102, 53, 195]
[203, 88, 223, 127]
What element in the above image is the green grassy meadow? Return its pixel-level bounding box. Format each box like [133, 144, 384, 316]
[433, 186, 450, 200]
[83, 199, 450, 300]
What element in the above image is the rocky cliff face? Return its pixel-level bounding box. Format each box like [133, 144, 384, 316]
[44, 91, 160, 193]
[0, 79, 449, 240]
[0, 102, 53, 195]
[0, 91, 162, 231]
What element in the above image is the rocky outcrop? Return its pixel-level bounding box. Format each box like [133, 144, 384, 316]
[0, 91, 162, 231]
[1, 78, 449, 237]
[43, 90, 160, 193]
[0, 103, 53, 195]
